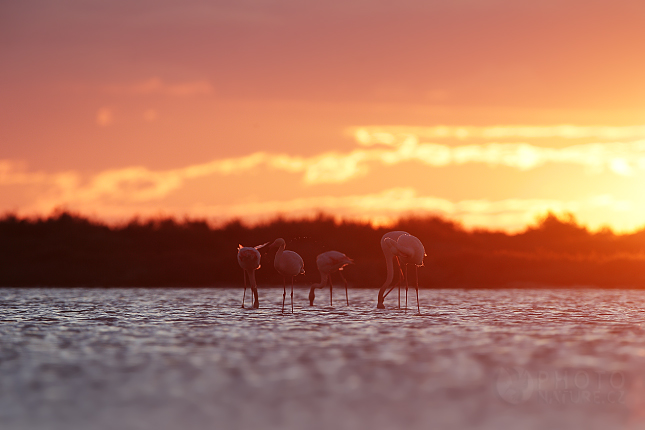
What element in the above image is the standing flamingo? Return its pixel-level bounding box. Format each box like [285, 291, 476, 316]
[377, 231, 426, 313]
[269, 238, 304, 313]
[308, 251, 353, 306]
[237, 242, 268, 309]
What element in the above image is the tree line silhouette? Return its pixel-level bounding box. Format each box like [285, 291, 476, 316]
[1, 211, 645, 288]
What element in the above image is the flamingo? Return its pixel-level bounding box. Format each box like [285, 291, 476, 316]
[376, 231, 426, 313]
[269, 238, 304, 313]
[376, 231, 407, 309]
[237, 242, 268, 309]
[308, 251, 353, 306]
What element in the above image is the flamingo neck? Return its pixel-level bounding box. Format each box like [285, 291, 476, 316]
[274, 242, 286, 270]
[381, 252, 395, 289]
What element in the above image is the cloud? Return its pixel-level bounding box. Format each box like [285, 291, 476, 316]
[105, 77, 214, 96]
[9, 127, 645, 211]
[353, 125, 645, 144]
[0, 161, 77, 188]
[19, 187, 633, 233]
[189, 187, 637, 232]
[4, 123, 645, 231]
[0, 154, 288, 211]
[1, 158, 641, 231]
[3, 136, 645, 213]
[339, 132, 645, 179]
[301, 137, 645, 182]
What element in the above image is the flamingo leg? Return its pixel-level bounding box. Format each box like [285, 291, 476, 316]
[291, 276, 294, 313]
[396, 256, 401, 309]
[250, 269, 259, 309]
[282, 277, 286, 314]
[252, 286, 259, 309]
[416, 265, 420, 315]
[384, 275, 399, 299]
[398, 284, 400, 309]
[384, 270, 402, 299]
[405, 264, 408, 314]
[242, 270, 247, 308]
[329, 275, 333, 307]
[308, 285, 316, 306]
[384, 282, 396, 298]
[338, 271, 349, 306]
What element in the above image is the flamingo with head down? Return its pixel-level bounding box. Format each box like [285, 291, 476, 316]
[308, 250, 353, 306]
[269, 238, 304, 313]
[377, 231, 426, 313]
[237, 242, 269, 309]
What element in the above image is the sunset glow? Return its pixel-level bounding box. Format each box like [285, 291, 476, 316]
[2, 0, 645, 232]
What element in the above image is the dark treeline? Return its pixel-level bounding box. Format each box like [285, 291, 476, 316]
[2, 211, 645, 288]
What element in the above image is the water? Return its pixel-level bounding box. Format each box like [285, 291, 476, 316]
[1, 287, 645, 430]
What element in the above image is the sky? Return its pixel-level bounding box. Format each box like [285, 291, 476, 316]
[2, 0, 645, 232]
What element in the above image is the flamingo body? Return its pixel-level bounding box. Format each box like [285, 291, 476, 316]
[237, 246, 261, 272]
[309, 251, 353, 306]
[384, 234, 425, 266]
[274, 250, 305, 278]
[270, 238, 304, 313]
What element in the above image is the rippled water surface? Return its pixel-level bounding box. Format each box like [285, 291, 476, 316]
[2, 287, 645, 430]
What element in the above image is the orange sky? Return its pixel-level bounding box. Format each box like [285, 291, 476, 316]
[2, 0, 645, 231]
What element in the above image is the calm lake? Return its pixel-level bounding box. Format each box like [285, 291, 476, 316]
[1, 287, 645, 430]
